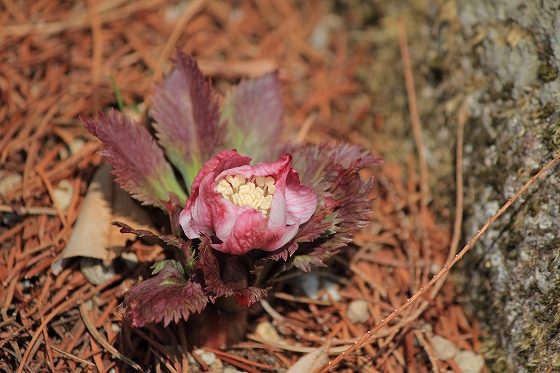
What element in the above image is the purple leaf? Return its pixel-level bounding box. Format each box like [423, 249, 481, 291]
[124, 260, 208, 327]
[113, 222, 193, 265]
[221, 71, 283, 162]
[81, 110, 187, 211]
[196, 238, 269, 306]
[260, 142, 381, 270]
[151, 50, 225, 189]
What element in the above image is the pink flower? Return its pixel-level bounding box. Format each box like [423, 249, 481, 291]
[179, 150, 317, 255]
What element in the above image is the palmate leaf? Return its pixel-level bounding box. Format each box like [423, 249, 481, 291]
[82, 110, 187, 211]
[151, 50, 225, 190]
[221, 71, 283, 163]
[124, 260, 208, 327]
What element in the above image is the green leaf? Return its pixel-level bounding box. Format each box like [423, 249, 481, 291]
[221, 71, 283, 163]
[151, 50, 226, 191]
[81, 110, 188, 212]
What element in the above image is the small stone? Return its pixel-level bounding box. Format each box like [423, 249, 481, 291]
[222, 368, 247, 373]
[0, 173, 22, 198]
[429, 335, 458, 361]
[321, 280, 341, 302]
[299, 273, 320, 298]
[53, 179, 74, 211]
[256, 321, 282, 343]
[194, 349, 216, 366]
[346, 299, 370, 324]
[454, 350, 484, 373]
[209, 358, 223, 373]
[69, 138, 85, 155]
[80, 257, 116, 285]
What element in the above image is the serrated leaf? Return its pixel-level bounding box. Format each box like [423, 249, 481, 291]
[221, 71, 283, 162]
[114, 221, 194, 266]
[260, 142, 381, 270]
[151, 50, 225, 190]
[81, 110, 187, 211]
[196, 238, 269, 306]
[124, 260, 208, 327]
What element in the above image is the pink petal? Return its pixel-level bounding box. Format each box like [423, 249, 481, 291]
[284, 168, 317, 225]
[269, 222, 300, 250]
[217, 154, 292, 180]
[191, 149, 251, 192]
[213, 209, 300, 255]
[213, 209, 269, 255]
[181, 150, 252, 239]
[267, 189, 288, 228]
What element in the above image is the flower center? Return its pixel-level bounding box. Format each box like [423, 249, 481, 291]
[215, 174, 277, 219]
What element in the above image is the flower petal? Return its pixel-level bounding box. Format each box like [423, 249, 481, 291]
[213, 209, 299, 254]
[191, 149, 251, 192]
[284, 168, 318, 225]
[181, 150, 252, 239]
[267, 188, 288, 228]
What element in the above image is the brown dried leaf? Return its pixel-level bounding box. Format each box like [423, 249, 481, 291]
[52, 162, 153, 273]
[285, 341, 330, 373]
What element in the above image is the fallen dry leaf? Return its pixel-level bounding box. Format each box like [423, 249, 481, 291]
[52, 162, 153, 275]
[286, 340, 330, 373]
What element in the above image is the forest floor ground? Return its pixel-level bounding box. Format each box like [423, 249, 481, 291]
[0, 1, 484, 372]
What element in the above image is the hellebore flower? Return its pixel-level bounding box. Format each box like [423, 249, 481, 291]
[179, 149, 317, 255]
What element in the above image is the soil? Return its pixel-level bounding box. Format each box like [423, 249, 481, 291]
[0, 1, 485, 372]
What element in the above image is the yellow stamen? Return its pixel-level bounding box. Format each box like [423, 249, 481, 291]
[216, 174, 276, 219]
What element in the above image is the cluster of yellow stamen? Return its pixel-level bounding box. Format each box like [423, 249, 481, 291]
[215, 174, 277, 219]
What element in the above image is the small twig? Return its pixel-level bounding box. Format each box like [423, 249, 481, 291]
[0, 205, 58, 215]
[430, 98, 468, 299]
[35, 166, 68, 228]
[140, 0, 207, 123]
[79, 302, 144, 372]
[274, 292, 332, 306]
[190, 349, 209, 371]
[397, 18, 429, 255]
[86, 0, 103, 114]
[177, 322, 189, 373]
[260, 299, 286, 322]
[413, 330, 439, 373]
[247, 334, 376, 354]
[50, 346, 96, 367]
[314, 152, 560, 372]
[295, 111, 317, 143]
[16, 286, 90, 373]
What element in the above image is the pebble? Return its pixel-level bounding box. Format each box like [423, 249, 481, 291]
[53, 179, 74, 211]
[209, 358, 223, 373]
[455, 350, 484, 373]
[222, 368, 247, 373]
[298, 274, 341, 301]
[69, 138, 86, 155]
[429, 335, 458, 361]
[0, 173, 22, 198]
[80, 257, 116, 285]
[346, 299, 370, 324]
[256, 321, 282, 343]
[194, 349, 216, 366]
